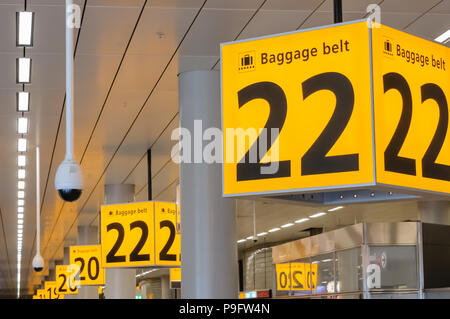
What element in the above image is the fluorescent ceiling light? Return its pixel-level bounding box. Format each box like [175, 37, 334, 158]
[18, 169, 26, 179]
[18, 199, 24, 206]
[310, 212, 326, 218]
[322, 259, 332, 263]
[18, 138, 27, 152]
[281, 223, 294, 228]
[237, 239, 246, 243]
[17, 12, 34, 46]
[328, 206, 343, 212]
[295, 218, 309, 223]
[18, 181, 25, 190]
[17, 229, 23, 234]
[246, 236, 254, 240]
[435, 29, 450, 43]
[18, 214, 23, 219]
[268, 227, 281, 233]
[257, 232, 268, 236]
[17, 92, 30, 112]
[18, 220, 23, 225]
[17, 58, 31, 83]
[17, 117, 28, 134]
[18, 224, 23, 229]
[18, 191, 25, 199]
[18, 155, 26, 167]
[18, 207, 24, 213]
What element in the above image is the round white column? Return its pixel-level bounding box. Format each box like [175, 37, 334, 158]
[104, 184, 137, 299]
[179, 70, 238, 298]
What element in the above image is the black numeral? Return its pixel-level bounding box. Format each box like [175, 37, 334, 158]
[87, 257, 100, 281]
[383, 72, 416, 175]
[159, 220, 176, 261]
[74, 257, 86, 281]
[279, 271, 288, 289]
[129, 221, 150, 262]
[292, 271, 304, 289]
[301, 72, 359, 175]
[236, 81, 291, 181]
[106, 222, 126, 263]
[421, 83, 450, 181]
[58, 274, 67, 293]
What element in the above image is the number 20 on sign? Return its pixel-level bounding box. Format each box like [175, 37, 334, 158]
[221, 20, 449, 197]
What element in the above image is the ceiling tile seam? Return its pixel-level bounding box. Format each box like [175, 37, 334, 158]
[25, 0, 89, 278]
[210, 0, 268, 70]
[79, 0, 149, 164]
[50, 0, 209, 261]
[296, 0, 328, 30]
[0, 208, 13, 288]
[38, 0, 150, 260]
[120, 111, 179, 184]
[402, 0, 444, 30]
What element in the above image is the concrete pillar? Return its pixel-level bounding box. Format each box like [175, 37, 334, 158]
[76, 225, 98, 299]
[418, 201, 450, 225]
[179, 70, 238, 298]
[104, 184, 136, 299]
[161, 275, 170, 299]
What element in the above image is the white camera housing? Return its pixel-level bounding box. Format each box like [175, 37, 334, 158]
[32, 254, 44, 272]
[55, 158, 83, 202]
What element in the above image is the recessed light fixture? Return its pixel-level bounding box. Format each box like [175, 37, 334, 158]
[18, 224, 23, 229]
[268, 227, 281, 233]
[281, 223, 294, 228]
[17, 92, 30, 112]
[18, 169, 26, 179]
[18, 191, 25, 199]
[16, 57, 31, 84]
[18, 199, 24, 206]
[435, 29, 450, 43]
[18, 219, 23, 225]
[257, 232, 268, 236]
[18, 214, 24, 219]
[18, 207, 24, 213]
[295, 218, 309, 223]
[18, 181, 25, 189]
[328, 206, 343, 212]
[18, 138, 27, 152]
[17, 117, 29, 134]
[309, 212, 326, 218]
[16, 11, 34, 47]
[18, 155, 26, 167]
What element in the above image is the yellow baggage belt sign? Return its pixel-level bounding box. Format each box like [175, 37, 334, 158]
[69, 245, 105, 286]
[56, 265, 78, 294]
[221, 20, 449, 197]
[372, 25, 450, 194]
[275, 263, 318, 292]
[101, 201, 181, 268]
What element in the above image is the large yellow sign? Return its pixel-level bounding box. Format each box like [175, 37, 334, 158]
[101, 201, 181, 268]
[34, 289, 46, 299]
[275, 263, 318, 291]
[70, 245, 105, 286]
[222, 21, 375, 196]
[372, 25, 450, 194]
[56, 265, 78, 295]
[222, 21, 450, 197]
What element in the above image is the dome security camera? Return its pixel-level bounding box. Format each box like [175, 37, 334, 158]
[55, 158, 83, 202]
[32, 254, 44, 272]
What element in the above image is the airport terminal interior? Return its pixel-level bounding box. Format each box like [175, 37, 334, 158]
[0, 0, 449, 299]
